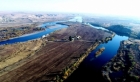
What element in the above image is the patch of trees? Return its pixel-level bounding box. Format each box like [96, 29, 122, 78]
[69, 36, 72, 41]
[125, 53, 140, 82]
[127, 74, 139, 82]
[126, 53, 136, 73]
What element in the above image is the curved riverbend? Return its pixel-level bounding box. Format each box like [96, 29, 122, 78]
[0, 23, 68, 45]
[64, 24, 128, 82]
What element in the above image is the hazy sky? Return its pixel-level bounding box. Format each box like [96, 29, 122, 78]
[0, 0, 140, 17]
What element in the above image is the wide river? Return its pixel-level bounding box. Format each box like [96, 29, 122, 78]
[0, 17, 128, 81]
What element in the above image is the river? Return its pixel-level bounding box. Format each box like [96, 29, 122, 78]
[0, 16, 83, 45]
[0, 16, 129, 81]
[0, 23, 68, 45]
[64, 23, 128, 81]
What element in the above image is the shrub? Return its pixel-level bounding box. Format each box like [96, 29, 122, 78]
[69, 36, 72, 41]
[129, 74, 139, 82]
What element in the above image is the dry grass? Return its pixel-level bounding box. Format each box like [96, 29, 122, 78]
[0, 23, 112, 82]
[0, 39, 44, 76]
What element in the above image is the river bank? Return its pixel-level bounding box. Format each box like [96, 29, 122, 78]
[0, 22, 113, 82]
[0, 23, 45, 42]
[54, 42, 99, 82]
[0, 23, 67, 45]
[102, 38, 140, 82]
[64, 24, 128, 82]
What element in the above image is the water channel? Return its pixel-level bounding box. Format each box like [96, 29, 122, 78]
[64, 24, 128, 82]
[0, 23, 68, 45]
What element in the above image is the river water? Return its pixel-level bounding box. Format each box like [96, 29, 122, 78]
[0, 23, 67, 45]
[64, 24, 128, 82]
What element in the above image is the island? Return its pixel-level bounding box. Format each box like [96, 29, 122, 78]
[95, 47, 105, 57]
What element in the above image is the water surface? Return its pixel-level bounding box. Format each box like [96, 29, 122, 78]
[0, 23, 67, 45]
[64, 24, 128, 82]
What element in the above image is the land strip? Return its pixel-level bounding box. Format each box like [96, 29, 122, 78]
[0, 22, 113, 82]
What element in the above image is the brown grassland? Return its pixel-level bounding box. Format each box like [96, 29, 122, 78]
[0, 22, 113, 82]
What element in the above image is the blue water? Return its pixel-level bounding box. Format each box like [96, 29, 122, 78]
[0, 23, 67, 45]
[86, 35, 128, 69]
[64, 24, 128, 82]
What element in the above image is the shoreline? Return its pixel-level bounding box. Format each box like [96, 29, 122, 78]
[101, 39, 140, 82]
[54, 42, 99, 82]
[0, 22, 114, 82]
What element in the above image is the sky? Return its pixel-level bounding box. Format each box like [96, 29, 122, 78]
[0, 0, 140, 17]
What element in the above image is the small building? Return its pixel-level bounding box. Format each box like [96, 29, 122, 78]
[76, 36, 81, 40]
[42, 35, 46, 38]
[72, 37, 75, 41]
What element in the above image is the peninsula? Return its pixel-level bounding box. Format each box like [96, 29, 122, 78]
[0, 22, 114, 82]
[102, 38, 140, 82]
